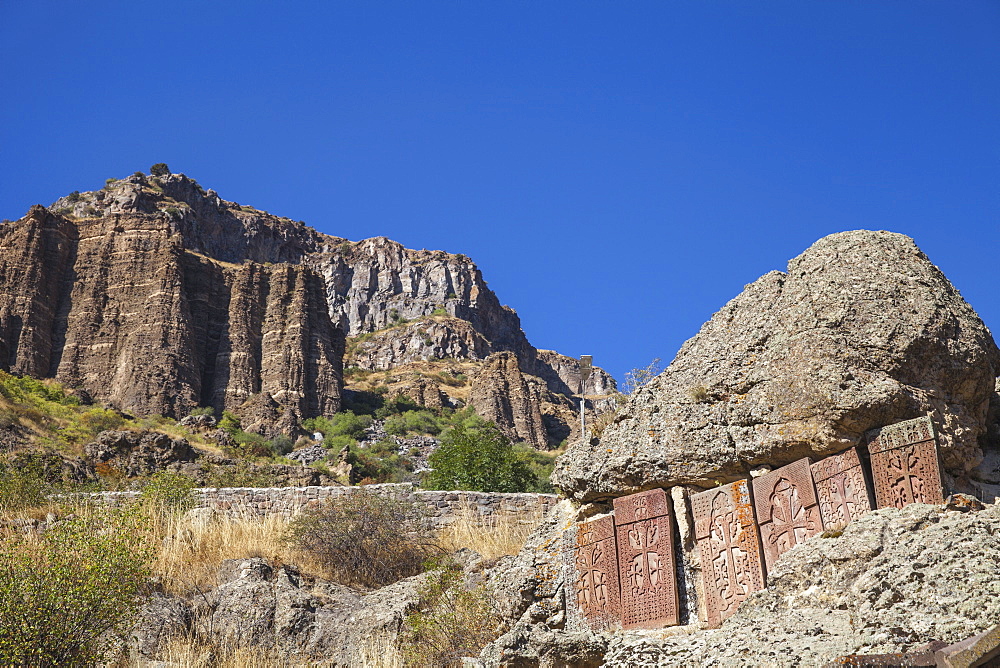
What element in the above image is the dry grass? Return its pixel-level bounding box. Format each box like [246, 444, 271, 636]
[437, 504, 543, 561]
[152, 510, 331, 595]
[135, 637, 281, 668]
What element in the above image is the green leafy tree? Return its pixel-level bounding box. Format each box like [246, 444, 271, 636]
[149, 162, 170, 176]
[0, 510, 153, 665]
[425, 423, 534, 492]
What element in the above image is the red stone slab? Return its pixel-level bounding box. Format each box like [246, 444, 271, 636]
[751, 458, 824, 573]
[811, 447, 873, 529]
[613, 488, 680, 629]
[691, 480, 766, 628]
[866, 416, 945, 509]
[571, 515, 621, 628]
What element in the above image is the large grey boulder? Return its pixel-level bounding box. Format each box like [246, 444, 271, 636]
[553, 230, 1000, 501]
[131, 557, 429, 666]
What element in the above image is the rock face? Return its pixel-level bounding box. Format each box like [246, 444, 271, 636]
[0, 194, 343, 431]
[470, 352, 549, 448]
[0, 171, 614, 441]
[554, 231, 1000, 501]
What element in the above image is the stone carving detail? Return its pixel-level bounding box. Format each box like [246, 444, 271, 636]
[866, 415, 945, 508]
[691, 480, 766, 628]
[752, 458, 824, 572]
[810, 447, 873, 528]
[571, 515, 621, 628]
[613, 488, 680, 629]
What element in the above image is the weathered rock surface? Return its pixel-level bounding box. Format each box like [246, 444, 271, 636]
[554, 230, 1000, 501]
[83, 430, 196, 477]
[471, 352, 549, 447]
[482, 501, 1000, 667]
[0, 191, 343, 430]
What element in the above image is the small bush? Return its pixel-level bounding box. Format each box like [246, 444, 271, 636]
[66, 191, 82, 203]
[402, 563, 499, 667]
[150, 162, 170, 176]
[385, 409, 441, 436]
[0, 462, 46, 512]
[0, 509, 153, 665]
[218, 411, 242, 434]
[286, 490, 439, 588]
[189, 406, 215, 417]
[303, 411, 371, 440]
[141, 471, 197, 514]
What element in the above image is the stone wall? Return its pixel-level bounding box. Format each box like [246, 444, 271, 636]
[73, 482, 558, 529]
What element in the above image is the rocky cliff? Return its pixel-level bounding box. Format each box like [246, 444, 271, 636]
[1, 170, 613, 442]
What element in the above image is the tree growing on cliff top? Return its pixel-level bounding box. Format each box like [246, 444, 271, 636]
[425, 423, 534, 493]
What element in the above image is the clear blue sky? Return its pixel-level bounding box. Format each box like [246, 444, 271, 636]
[2, 2, 998, 384]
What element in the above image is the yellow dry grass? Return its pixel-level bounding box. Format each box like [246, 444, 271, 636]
[437, 503, 543, 561]
[152, 509, 332, 595]
[134, 636, 281, 668]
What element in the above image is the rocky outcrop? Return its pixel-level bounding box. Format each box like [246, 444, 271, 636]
[471, 352, 549, 447]
[131, 557, 428, 666]
[83, 430, 196, 477]
[348, 316, 492, 371]
[554, 231, 1000, 501]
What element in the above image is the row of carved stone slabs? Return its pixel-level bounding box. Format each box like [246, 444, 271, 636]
[570, 415, 946, 632]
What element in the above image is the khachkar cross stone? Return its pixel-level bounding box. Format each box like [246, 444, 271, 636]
[569, 515, 621, 629]
[866, 415, 944, 509]
[613, 488, 680, 629]
[752, 458, 824, 573]
[691, 480, 766, 628]
[810, 447, 873, 528]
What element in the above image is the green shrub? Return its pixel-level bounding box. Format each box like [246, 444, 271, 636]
[0, 463, 46, 512]
[66, 191, 82, 203]
[286, 490, 439, 588]
[511, 444, 557, 493]
[218, 411, 242, 434]
[347, 439, 412, 483]
[189, 406, 215, 417]
[425, 423, 534, 493]
[141, 471, 197, 513]
[384, 409, 441, 436]
[374, 394, 421, 420]
[303, 411, 371, 440]
[402, 563, 499, 667]
[0, 509, 153, 665]
[150, 163, 170, 176]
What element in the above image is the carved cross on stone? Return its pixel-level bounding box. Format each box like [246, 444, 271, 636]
[614, 488, 679, 629]
[811, 447, 873, 528]
[752, 459, 823, 573]
[866, 416, 944, 509]
[691, 480, 766, 628]
[566, 515, 620, 630]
